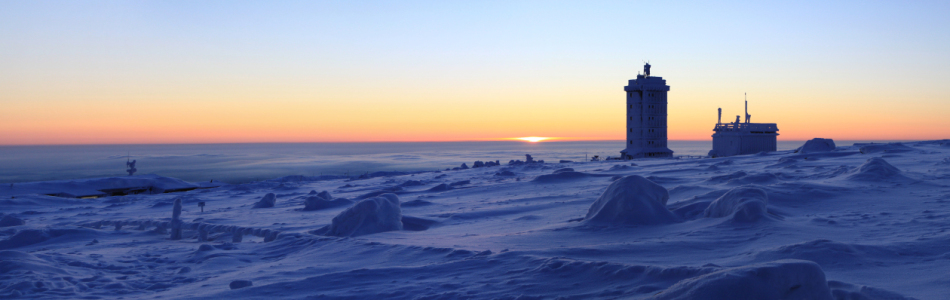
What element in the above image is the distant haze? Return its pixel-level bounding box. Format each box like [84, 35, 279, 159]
[1, 1, 948, 145]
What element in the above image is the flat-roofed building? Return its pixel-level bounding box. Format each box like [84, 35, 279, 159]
[708, 99, 779, 157]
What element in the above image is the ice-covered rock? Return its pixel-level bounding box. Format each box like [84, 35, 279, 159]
[0, 215, 25, 227]
[473, 161, 485, 168]
[584, 175, 678, 226]
[648, 259, 833, 300]
[317, 190, 332, 199]
[460, 163, 469, 170]
[795, 138, 836, 154]
[847, 157, 903, 181]
[253, 193, 276, 208]
[325, 194, 403, 237]
[703, 186, 769, 222]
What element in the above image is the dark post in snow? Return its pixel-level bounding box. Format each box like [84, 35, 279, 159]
[126, 159, 137, 176]
[198, 201, 206, 213]
[170, 198, 183, 240]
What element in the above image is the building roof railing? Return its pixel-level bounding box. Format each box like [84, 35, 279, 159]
[713, 122, 779, 133]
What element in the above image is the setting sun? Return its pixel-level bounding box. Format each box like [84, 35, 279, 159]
[512, 137, 552, 143]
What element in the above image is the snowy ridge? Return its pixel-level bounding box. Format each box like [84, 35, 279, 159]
[1, 140, 949, 298]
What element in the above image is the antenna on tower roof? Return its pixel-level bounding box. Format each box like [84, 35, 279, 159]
[744, 93, 751, 124]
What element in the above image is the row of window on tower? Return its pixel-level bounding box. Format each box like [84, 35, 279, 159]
[627, 104, 667, 114]
[627, 92, 664, 98]
[627, 140, 667, 147]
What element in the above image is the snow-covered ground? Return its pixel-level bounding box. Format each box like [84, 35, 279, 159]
[1, 140, 948, 299]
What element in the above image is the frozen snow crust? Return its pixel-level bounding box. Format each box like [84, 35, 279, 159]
[1, 140, 948, 299]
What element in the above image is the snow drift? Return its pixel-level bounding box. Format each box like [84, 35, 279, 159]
[703, 186, 770, 222]
[584, 175, 678, 226]
[647, 259, 833, 300]
[324, 194, 403, 237]
[303, 191, 352, 211]
[0, 215, 25, 227]
[847, 157, 904, 181]
[858, 143, 916, 154]
[533, 171, 590, 183]
[253, 193, 277, 208]
[795, 138, 835, 154]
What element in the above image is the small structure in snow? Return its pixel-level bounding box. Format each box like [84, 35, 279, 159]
[126, 159, 137, 176]
[708, 96, 779, 157]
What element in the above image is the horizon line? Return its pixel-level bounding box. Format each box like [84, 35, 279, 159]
[0, 138, 927, 147]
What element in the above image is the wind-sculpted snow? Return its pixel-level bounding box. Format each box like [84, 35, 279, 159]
[323, 194, 403, 237]
[858, 143, 917, 154]
[647, 259, 833, 300]
[847, 157, 904, 181]
[585, 175, 679, 226]
[252, 193, 277, 208]
[532, 171, 590, 182]
[703, 186, 770, 222]
[0, 228, 98, 250]
[1, 141, 947, 299]
[0, 215, 25, 227]
[302, 194, 352, 211]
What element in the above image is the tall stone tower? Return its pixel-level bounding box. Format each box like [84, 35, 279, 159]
[620, 63, 674, 159]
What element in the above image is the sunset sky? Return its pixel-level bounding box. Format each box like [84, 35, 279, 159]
[2, 1, 949, 145]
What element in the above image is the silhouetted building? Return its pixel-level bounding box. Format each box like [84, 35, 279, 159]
[708, 98, 779, 157]
[621, 63, 674, 159]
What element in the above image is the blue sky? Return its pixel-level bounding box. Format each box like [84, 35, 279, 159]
[2, 1, 949, 144]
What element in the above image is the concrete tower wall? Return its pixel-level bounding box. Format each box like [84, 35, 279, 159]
[621, 66, 674, 159]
